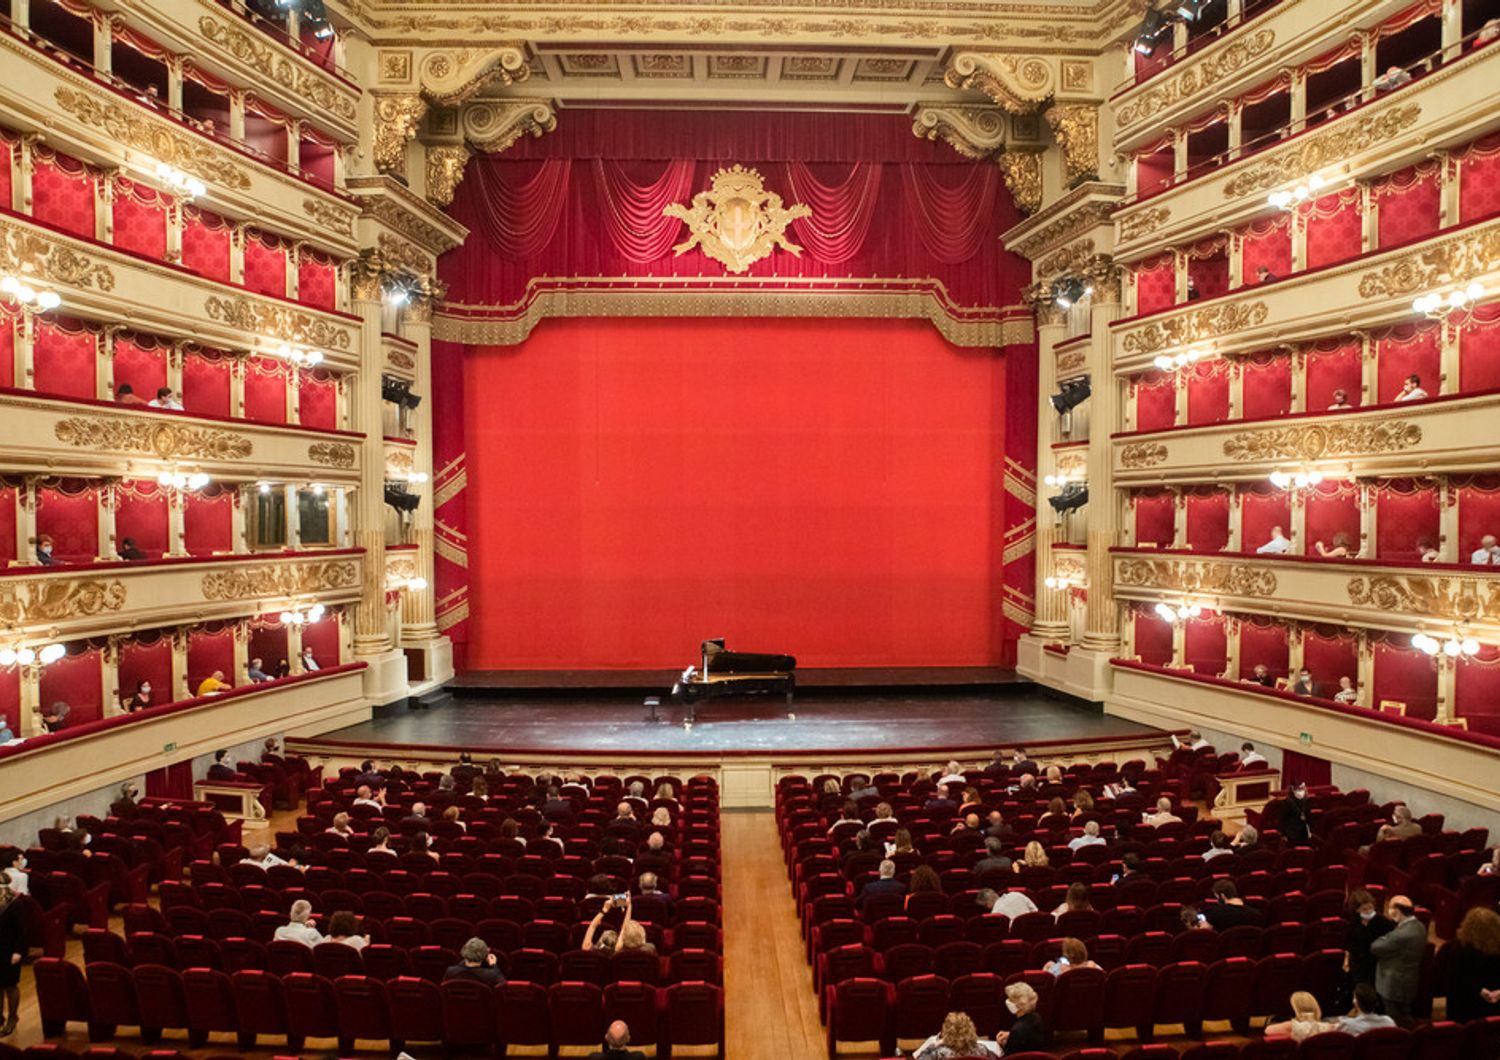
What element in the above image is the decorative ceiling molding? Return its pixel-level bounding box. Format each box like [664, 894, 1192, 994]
[418, 46, 532, 104]
[911, 103, 1007, 160]
[462, 100, 558, 154]
[944, 52, 1056, 114]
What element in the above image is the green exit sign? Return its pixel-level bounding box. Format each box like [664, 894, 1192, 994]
[1299, 732, 1312, 745]
[163, 741, 177, 753]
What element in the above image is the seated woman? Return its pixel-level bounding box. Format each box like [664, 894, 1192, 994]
[325, 909, 369, 949]
[1044, 936, 1102, 976]
[914, 1011, 1000, 1059]
[1314, 531, 1358, 558]
[1265, 991, 1336, 1040]
[1014, 841, 1050, 872]
[121, 681, 154, 713]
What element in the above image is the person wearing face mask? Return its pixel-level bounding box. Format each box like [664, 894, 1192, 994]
[1, 852, 27, 896]
[1279, 783, 1313, 844]
[1343, 888, 1393, 997]
[0, 716, 13, 744]
[996, 981, 1045, 1054]
[110, 782, 142, 818]
[121, 680, 153, 713]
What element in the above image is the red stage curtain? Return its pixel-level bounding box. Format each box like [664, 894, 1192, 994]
[1134, 371, 1177, 431]
[431, 340, 470, 664]
[1185, 488, 1230, 552]
[1238, 619, 1289, 679]
[1134, 609, 1174, 666]
[0, 665, 18, 735]
[1241, 351, 1292, 419]
[1134, 253, 1177, 315]
[113, 481, 169, 558]
[181, 206, 232, 282]
[1304, 480, 1361, 555]
[1185, 358, 1230, 425]
[243, 355, 288, 424]
[1455, 646, 1500, 736]
[297, 249, 337, 310]
[301, 612, 340, 667]
[1134, 490, 1176, 547]
[463, 316, 1019, 668]
[1239, 215, 1293, 284]
[38, 645, 103, 725]
[1457, 131, 1500, 224]
[32, 149, 95, 239]
[36, 480, 97, 562]
[182, 347, 232, 417]
[786, 162, 884, 264]
[184, 487, 234, 555]
[1454, 475, 1500, 559]
[110, 176, 168, 261]
[592, 158, 700, 262]
[186, 625, 235, 690]
[1376, 323, 1440, 403]
[1459, 302, 1500, 393]
[145, 762, 194, 800]
[1373, 635, 1439, 720]
[112, 334, 168, 401]
[249, 621, 290, 673]
[242, 229, 288, 299]
[1240, 485, 1292, 551]
[1374, 478, 1440, 559]
[118, 633, 172, 705]
[1373, 163, 1441, 248]
[0, 484, 15, 565]
[1301, 188, 1364, 270]
[1281, 749, 1332, 788]
[1302, 626, 1358, 698]
[0, 311, 13, 388]
[1305, 339, 1364, 409]
[1184, 612, 1228, 675]
[297, 368, 337, 430]
[901, 164, 1001, 265]
[33, 317, 96, 400]
[461, 158, 573, 260]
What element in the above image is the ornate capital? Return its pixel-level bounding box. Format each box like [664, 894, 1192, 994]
[424, 144, 471, 207]
[1044, 103, 1099, 187]
[372, 93, 428, 175]
[419, 46, 530, 105]
[911, 104, 1006, 160]
[944, 52, 1056, 113]
[461, 99, 558, 155]
[997, 150, 1044, 215]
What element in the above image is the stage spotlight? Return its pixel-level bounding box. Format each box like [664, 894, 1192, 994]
[1048, 482, 1089, 514]
[1052, 276, 1092, 310]
[1175, 0, 1206, 20]
[402, 390, 423, 410]
[381, 375, 407, 404]
[384, 484, 422, 512]
[1135, 8, 1172, 54]
[1050, 377, 1092, 415]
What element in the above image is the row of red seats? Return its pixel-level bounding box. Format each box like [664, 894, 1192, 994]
[35, 960, 725, 1057]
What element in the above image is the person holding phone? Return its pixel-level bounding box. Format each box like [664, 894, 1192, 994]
[582, 895, 655, 956]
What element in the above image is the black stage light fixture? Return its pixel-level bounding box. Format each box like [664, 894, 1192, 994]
[1052, 276, 1095, 311]
[381, 375, 407, 404]
[1135, 8, 1171, 53]
[384, 484, 422, 512]
[1050, 377, 1092, 415]
[402, 391, 423, 410]
[1048, 483, 1089, 514]
[1175, 0, 1206, 20]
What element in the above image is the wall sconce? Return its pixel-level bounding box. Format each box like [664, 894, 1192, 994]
[1044, 574, 1085, 590]
[158, 470, 210, 490]
[1413, 282, 1484, 320]
[1412, 631, 1479, 657]
[1269, 467, 1323, 490]
[276, 343, 324, 367]
[1267, 174, 1326, 210]
[153, 162, 206, 199]
[0, 643, 66, 666]
[1154, 601, 1203, 622]
[0, 276, 61, 310]
[1153, 346, 1207, 373]
[278, 603, 326, 626]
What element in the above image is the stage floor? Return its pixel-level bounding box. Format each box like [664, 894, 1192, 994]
[321, 686, 1159, 754]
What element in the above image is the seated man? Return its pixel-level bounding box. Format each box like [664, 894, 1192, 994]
[273, 899, 324, 946]
[115, 383, 146, 406]
[35, 534, 57, 566]
[117, 537, 147, 561]
[1254, 265, 1277, 284]
[40, 701, 70, 732]
[1202, 831, 1234, 861]
[1171, 730, 1209, 751]
[244, 843, 287, 870]
[445, 937, 506, 984]
[1333, 676, 1359, 704]
[1472, 534, 1500, 565]
[1327, 389, 1352, 410]
[352, 784, 383, 811]
[1337, 983, 1397, 1036]
[1372, 64, 1413, 92]
[1290, 668, 1314, 695]
[588, 1020, 646, 1060]
[978, 886, 1037, 920]
[858, 859, 906, 906]
[196, 670, 231, 696]
[1203, 879, 1264, 930]
[1376, 804, 1423, 843]
[973, 836, 1013, 874]
[1068, 820, 1106, 851]
[1142, 797, 1180, 827]
[247, 657, 272, 683]
[1393, 373, 1427, 402]
[148, 386, 185, 410]
[1256, 525, 1293, 554]
[1239, 742, 1267, 768]
[206, 750, 238, 781]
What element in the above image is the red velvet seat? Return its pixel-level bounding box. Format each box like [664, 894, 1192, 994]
[1178, 1043, 1240, 1060]
[1296, 1031, 1359, 1058]
[282, 971, 340, 1051]
[230, 968, 288, 1049]
[1299, 948, 1346, 1013]
[1148, 961, 1206, 1041]
[333, 975, 391, 1053]
[384, 916, 430, 949]
[36, 872, 110, 930]
[428, 916, 474, 953]
[83, 961, 139, 1041]
[668, 947, 722, 986]
[549, 980, 607, 1050]
[439, 977, 497, 1049]
[508, 947, 561, 985]
[949, 972, 1006, 1037]
[665, 981, 724, 1059]
[358, 942, 410, 979]
[825, 977, 892, 1059]
[1407, 1020, 1464, 1060]
[603, 981, 661, 1048]
[1238, 1040, 1297, 1059]
[984, 939, 1031, 979]
[1215, 924, 1264, 961]
[815, 943, 873, 1007]
[33, 958, 91, 1038]
[387, 976, 445, 1052]
[1251, 954, 1302, 1022]
[1196, 956, 1255, 1036]
[131, 964, 188, 1044]
[892, 974, 950, 1049]
[523, 918, 570, 953]
[1009, 910, 1057, 944]
[1351, 1026, 1411, 1060]
[82, 931, 131, 968]
[611, 948, 660, 985]
[181, 968, 238, 1048]
[264, 939, 313, 976]
[1170, 928, 1219, 964]
[217, 937, 265, 973]
[205, 908, 254, 942]
[310, 940, 364, 979]
[673, 920, 723, 952]
[1051, 964, 1107, 1042]
[410, 944, 459, 983]
[1460, 1017, 1500, 1059]
[1124, 930, 1173, 967]
[932, 940, 983, 980]
[496, 981, 551, 1052]
[1101, 964, 1157, 1040]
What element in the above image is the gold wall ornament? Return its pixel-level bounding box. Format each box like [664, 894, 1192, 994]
[424, 145, 471, 207]
[420, 46, 530, 104]
[1221, 419, 1423, 462]
[1120, 441, 1169, 468]
[1221, 104, 1422, 198]
[1057, 347, 1087, 374]
[0, 578, 126, 627]
[1121, 301, 1269, 356]
[1037, 238, 1096, 280]
[1117, 28, 1276, 130]
[944, 52, 1055, 113]
[1044, 103, 1099, 186]
[53, 88, 251, 191]
[204, 296, 353, 350]
[201, 560, 361, 602]
[386, 347, 417, 371]
[1119, 205, 1170, 242]
[377, 233, 433, 277]
[663, 166, 812, 274]
[1347, 574, 1500, 623]
[910, 104, 1006, 160]
[301, 199, 357, 239]
[354, 188, 464, 255]
[197, 16, 357, 122]
[53, 416, 253, 460]
[308, 441, 357, 468]
[0, 222, 115, 292]
[1356, 227, 1500, 299]
[462, 100, 559, 155]
[1116, 557, 1279, 597]
[372, 93, 428, 175]
[996, 150, 1043, 214]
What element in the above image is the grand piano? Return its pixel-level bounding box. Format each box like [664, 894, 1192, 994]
[672, 638, 797, 722]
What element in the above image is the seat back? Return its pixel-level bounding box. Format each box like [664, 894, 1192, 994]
[496, 981, 551, 1048]
[665, 981, 724, 1048]
[85, 961, 140, 1026]
[1051, 965, 1107, 1035]
[230, 968, 287, 1034]
[131, 963, 188, 1034]
[439, 977, 497, 1047]
[282, 972, 341, 1040]
[333, 975, 391, 1041]
[548, 981, 607, 1047]
[387, 976, 445, 1044]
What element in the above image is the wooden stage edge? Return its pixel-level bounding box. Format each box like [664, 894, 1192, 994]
[449, 665, 1026, 693]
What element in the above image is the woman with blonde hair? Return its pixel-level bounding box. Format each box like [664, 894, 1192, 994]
[1265, 991, 1335, 1040]
[914, 1010, 999, 1059]
[654, 781, 677, 803]
[996, 982, 1045, 1054]
[1014, 841, 1049, 871]
[651, 806, 672, 827]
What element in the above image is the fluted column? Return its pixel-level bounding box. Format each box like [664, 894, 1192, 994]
[397, 301, 440, 643]
[1082, 281, 1125, 652]
[350, 281, 394, 661]
[1032, 311, 1070, 641]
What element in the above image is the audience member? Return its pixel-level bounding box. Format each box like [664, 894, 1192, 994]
[1327, 388, 1352, 410]
[2, 852, 27, 896]
[410, 832, 439, 862]
[905, 865, 944, 909]
[974, 836, 1013, 874]
[1343, 887, 1393, 994]
[1053, 882, 1093, 919]
[1471, 534, 1500, 565]
[148, 386, 184, 410]
[1038, 798, 1068, 827]
[588, 1019, 646, 1060]
[1181, 905, 1210, 932]
[247, 657, 272, 683]
[1418, 538, 1440, 563]
[325, 910, 368, 949]
[326, 812, 354, 838]
[300, 646, 319, 671]
[1246, 663, 1275, 687]
[109, 782, 140, 817]
[1067, 821, 1106, 851]
[1016, 841, 1049, 870]
[206, 750, 237, 781]
[1142, 797, 1180, 827]
[1370, 895, 1425, 1025]
[1372, 64, 1412, 92]
[117, 537, 146, 561]
[1202, 831, 1234, 861]
[0, 885, 22, 1036]
[196, 670, 231, 696]
[1265, 991, 1336, 1040]
[245, 842, 286, 870]
[1044, 936, 1100, 976]
[1291, 668, 1313, 695]
[1336, 983, 1396, 1036]
[1232, 825, 1260, 852]
[1474, 18, 1500, 48]
[1171, 729, 1209, 750]
[1281, 782, 1313, 843]
[1203, 880, 1264, 930]
[984, 751, 1009, 777]
[1239, 742, 1267, 768]
[1255, 264, 1277, 284]
[35, 535, 56, 566]
[442, 805, 466, 832]
[445, 937, 505, 984]
[1010, 748, 1038, 775]
[1376, 804, 1422, 843]
[984, 810, 1015, 842]
[979, 886, 1038, 920]
[366, 827, 393, 857]
[936, 759, 967, 787]
[352, 785, 383, 810]
[1072, 789, 1095, 817]
[1394, 373, 1427, 401]
[1333, 676, 1359, 704]
[115, 383, 146, 405]
[924, 786, 957, 816]
[859, 860, 906, 906]
[996, 982, 1045, 1054]
[38, 700, 70, 733]
[121, 680, 153, 712]
[1445, 906, 1500, 1022]
[273, 900, 324, 946]
[1479, 847, 1500, 876]
[1256, 525, 1293, 554]
[914, 1011, 999, 1059]
[0, 717, 12, 744]
[1315, 531, 1356, 558]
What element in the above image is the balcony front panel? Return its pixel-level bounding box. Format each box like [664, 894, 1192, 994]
[0, 549, 364, 640]
[383, 334, 418, 381]
[0, 212, 361, 369]
[1111, 548, 1500, 640]
[1112, 391, 1500, 484]
[0, 36, 358, 257]
[1107, 662, 1500, 814]
[1111, 216, 1500, 374]
[0, 392, 362, 484]
[1114, 53, 1500, 259]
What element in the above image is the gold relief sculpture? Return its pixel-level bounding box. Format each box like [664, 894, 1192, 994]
[1061, 60, 1092, 92]
[1119, 205, 1170, 243]
[425, 145, 471, 207]
[1221, 104, 1422, 198]
[302, 199, 357, 239]
[386, 556, 419, 582]
[198, 17, 357, 121]
[421, 46, 530, 104]
[53, 89, 251, 190]
[1037, 238, 1096, 279]
[944, 52, 1056, 113]
[1053, 554, 1087, 581]
[997, 150, 1043, 214]
[1117, 28, 1275, 129]
[386, 447, 415, 476]
[1116, 558, 1278, 598]
[204, 296, 353, 350]
[372, 94, 428, 175]
[386, 347, 417, 371]
[1348, 575, 1500, 623]
[377, 234, 433, 277]
[54, 416, 253, 460]
[0, 223, 115, 291]
[1120, 441, 1169, 468]
[462, 101, 559, 155]
[0, 578, 126, 627]
[1221, 419, 1423, 462]
[201, 561, 361, 601]
[379, 50, 413, 83]
[1357, 227, 1500, 299]
[664, 166, 812, 274]
[1044, 103, 1098, 186]
[1121, 301, 1269, 356]
[308, 442, 357, 468]
[1011, 198, 1118, 261]
[1057, 348, 1086, 374]
[358, 193, 460, 256]
[910, 104, 1006, 160]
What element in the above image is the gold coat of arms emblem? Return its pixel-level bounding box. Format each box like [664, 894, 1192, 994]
[663, 165, 812, 274]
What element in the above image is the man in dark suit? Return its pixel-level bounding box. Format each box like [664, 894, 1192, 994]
[1370, 896, 1426, 1025]
[973, 836, 1013, 876]
[531, 820, 565, 860]
[923, 785, 957, 817]
[541, 787, 574, 820]
[983, 750, 1010, 778]
[1279, 783, 1313, 844]
[1202, 880, 1265, 930]
[984, 811, 1016, 843]
[858, 860, 906, 907]
[588, 1020, 646, 1060]
[206, 750, 238, 781]
[635, 831, 673, 877]
[398, 801, 429, 832]
[444, 937, 506, 984]
[1010, 748, 1040, 776]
